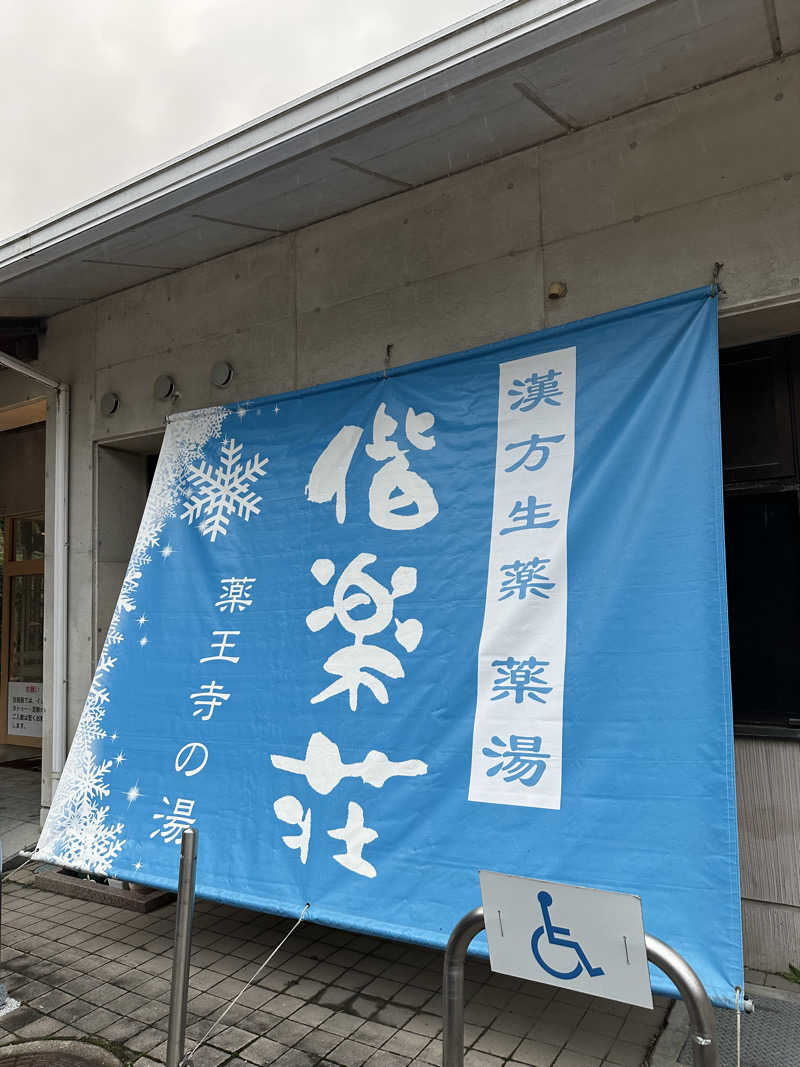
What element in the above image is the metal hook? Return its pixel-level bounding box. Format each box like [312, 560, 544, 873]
[711, 261, 725, 296]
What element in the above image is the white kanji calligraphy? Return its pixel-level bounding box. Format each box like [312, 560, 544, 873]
[150, 797, 196, 843]
[367, 404, 438, 530]
[200, 630, 240, 663]
[273, 795, 311, 864]
[305, 425, 363, 524]
[190, 681, 230, 720]
[306, 553, 422, 710]
[305, 403, 438, 529]
[271, 731, 428, 795]
[216, 576, 256, 613]
[182, 438, 269, 541]
[328, 802, 378, 878]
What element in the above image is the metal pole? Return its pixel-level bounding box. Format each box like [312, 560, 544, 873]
[0, 842, 6, 1009]
[167, 828, 198, 1067]
[645, 934, 718, 1067]
[442, 907, 485, 1067]
[441, 908, 720, 1067]
[50, 383, 70, 780]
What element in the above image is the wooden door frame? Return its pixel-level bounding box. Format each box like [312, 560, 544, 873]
[0, 513, 45, 748]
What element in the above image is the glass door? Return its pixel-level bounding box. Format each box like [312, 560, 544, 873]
[0, 516, 45, 747]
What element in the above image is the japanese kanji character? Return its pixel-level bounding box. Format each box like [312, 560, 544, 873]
[328, 802, 378, 878]
[216, 577, 256, 613]
[482, 735, 551, 786]
[150, 797, 196, 843]
[500, 496, 558, 535]
[190, 681, 230, 720]
[306, 553, 422, 710]
[366, 404, 438, 530]
[305, 403, 438, 530]
[491, 656, 551, 704]
[498, 557, 554, 601]
[507, 368, 563, 412]
[274, 795, 311, 864]
[200, 630, 240, 663]
[504, 433, 565, 473]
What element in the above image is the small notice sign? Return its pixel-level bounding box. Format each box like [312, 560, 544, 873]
[480, 870, 653, 1009]
[8, 682, 43, 738]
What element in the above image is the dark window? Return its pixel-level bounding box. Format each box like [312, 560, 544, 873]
[721, 336, 800, 736]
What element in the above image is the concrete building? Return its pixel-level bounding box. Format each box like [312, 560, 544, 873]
[1, 0, 799, 974]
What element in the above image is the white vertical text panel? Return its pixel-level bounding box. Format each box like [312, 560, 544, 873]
[469, 347, 576, 810]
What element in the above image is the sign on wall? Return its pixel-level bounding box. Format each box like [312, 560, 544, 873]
[36, 287, 743, 1007]
[8, 681, 43, 738]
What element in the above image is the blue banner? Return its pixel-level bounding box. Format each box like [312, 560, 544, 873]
[38, 287, 743, 1006]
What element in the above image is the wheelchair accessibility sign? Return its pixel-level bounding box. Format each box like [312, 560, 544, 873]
[479, 871, 653, 1008]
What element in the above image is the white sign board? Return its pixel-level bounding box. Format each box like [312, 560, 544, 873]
[8, 682, 43, 738]
[479, 870, 653, 1009]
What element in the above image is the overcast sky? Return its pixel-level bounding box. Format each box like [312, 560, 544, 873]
[0, 0, 491, 242]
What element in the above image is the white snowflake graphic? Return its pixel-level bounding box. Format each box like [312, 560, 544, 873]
[181, 437, 269, 541]
[35, 658, 126, 873]
[37, 405, 230, 875]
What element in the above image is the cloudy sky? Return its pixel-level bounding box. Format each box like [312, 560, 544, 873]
[0, 0, 490, 241]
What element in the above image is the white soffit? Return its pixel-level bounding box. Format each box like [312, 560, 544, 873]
[0, 0, 790, 318]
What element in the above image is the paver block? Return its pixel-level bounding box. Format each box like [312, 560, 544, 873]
[464, 1050, 505, 1067]
[320, 1012, 364, 1038]
[375, 1005, 414, 1030]
[381, 1030, 429, 1058]
[239, 1036, 288, 1064]
[565, 1027, 616, 1058]
[353, 1020, 396, 1047]
[604, 1038, 649, 1066]
[512, 1038, 561, 1067]
[297, 1027, 343, 1058]
[328, 1038, 375, 1067]
[403, 1014, 440, 1039]
[268, 1018, 313, 1045]
[415, 1038, 442, 1065]
[474, 1029, 523, 1058]
[363, 1051, 412, 1067]
[15, 1015, 64, 1039]
[126, 1026, 168, 1053]
[208, 1025, 262, 1053]
[553, 1050, 602, 1067]
[271, 1051, 319, 1067]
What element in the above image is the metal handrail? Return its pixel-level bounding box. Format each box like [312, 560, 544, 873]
[645, 934, 717, 1066]
[441, 905, 719, 1067]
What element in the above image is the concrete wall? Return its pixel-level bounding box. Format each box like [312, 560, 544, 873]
[3, 50, 800, 971]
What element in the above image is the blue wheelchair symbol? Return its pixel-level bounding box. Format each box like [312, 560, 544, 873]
[531, 890, 605, 981]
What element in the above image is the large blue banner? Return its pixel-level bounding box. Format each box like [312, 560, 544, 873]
[38, 288, 742, 1006]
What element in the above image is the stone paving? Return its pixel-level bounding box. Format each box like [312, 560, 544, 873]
[0, 867, 668, 1066]
[0, 761, 41, 861]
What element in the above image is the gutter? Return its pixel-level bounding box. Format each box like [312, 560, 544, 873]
[0, 353, 69, 780]
[0, 0, 658, 283]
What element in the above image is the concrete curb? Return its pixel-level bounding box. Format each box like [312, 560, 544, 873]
[0, 1040, 124, 1066]
[750, 981, 800, 1006]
